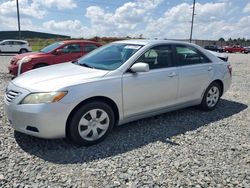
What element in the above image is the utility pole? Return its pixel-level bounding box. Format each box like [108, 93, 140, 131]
[16, 0, 21, 39]
[189, 0, 196, 43]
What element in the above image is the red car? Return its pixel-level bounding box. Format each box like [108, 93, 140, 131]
[8, 40, 101, 76]
[224, 45, 248, 53]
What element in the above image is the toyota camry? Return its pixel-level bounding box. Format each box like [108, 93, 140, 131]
[4, 40, 232, 146]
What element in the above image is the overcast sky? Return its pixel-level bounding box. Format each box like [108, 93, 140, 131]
[0, 0, 250, 39]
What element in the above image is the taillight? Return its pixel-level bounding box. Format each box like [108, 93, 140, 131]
[227, 64, 232, 76]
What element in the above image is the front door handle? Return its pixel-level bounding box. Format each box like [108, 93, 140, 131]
[208, 66, 213, 71]
[168, 72, 177, 78]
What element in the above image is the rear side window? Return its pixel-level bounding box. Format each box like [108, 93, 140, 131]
[175, 45, 211, 65]
[62, 44, 81, 53]
[84, 44, 98, 53]
[136, 45, 175, 70]
[13, 41, 26, 45]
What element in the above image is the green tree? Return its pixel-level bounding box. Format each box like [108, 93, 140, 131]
[218, 37, 225, 42]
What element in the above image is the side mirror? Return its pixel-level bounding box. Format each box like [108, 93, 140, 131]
[130, 62, 149, 73]
[54, 49, 63, 55]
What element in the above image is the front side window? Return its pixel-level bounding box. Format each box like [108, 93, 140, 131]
[77, 43, 142, 70]
[176, 45, 210, 65]
[61, 44, 81, 53]
[3, 41, 13, 45]
[136, 45, 174, 69]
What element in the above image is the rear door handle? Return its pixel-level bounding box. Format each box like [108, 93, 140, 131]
[208, 66, 213, 71]
[168, 72, 177, 78]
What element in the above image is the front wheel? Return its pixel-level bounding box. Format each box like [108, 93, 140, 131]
[68, 101, 115, 146]
[200, 82, 221, 111]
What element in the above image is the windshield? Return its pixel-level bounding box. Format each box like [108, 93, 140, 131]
[77, 43, 142, 70]
[40, 42, 64, 53]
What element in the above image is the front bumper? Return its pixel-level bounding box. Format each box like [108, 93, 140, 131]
[4, 83, 73, 139]
[8, 64, 18, 76]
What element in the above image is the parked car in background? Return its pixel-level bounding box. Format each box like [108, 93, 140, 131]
[224, 45, 248, 53]
[244, 46, 250, 53]
[5, 40, 232, 146]
[8, 40, 101, 76]
[0, 39, 31, 53]
[206, 50, 228, 62]
[204, 45, 224, 52]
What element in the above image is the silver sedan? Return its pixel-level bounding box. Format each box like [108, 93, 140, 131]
[4, 40, 232, 146]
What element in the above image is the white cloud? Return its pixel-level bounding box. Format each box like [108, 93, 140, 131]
[243, 3, 250, 13]
[43, 20, 82, 31]
[38, 0, 77, 10]
[0, 0, 46, 19]
[42, 20, 91, 37]
[144, 2, 250, 40]
[0, 0, 249, 39]
[85, 0, 163, 36]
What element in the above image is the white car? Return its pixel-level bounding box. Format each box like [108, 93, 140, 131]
[5, 40, 232, 146]
[206, 50, 228, 62]
[0, 39, 32, 53]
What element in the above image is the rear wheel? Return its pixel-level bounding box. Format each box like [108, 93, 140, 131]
[68, 101, 115, 146]
[200, 82, 221, 111]
[19, 49, 28, 54]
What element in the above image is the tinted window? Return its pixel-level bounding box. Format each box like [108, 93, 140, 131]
[13, 41, 26, 45]
[176, 45, 210, 65]
[62, 44, 81, 53]
[136, 45, 174, 69]
[84, 44, 98, 53]
[3, 41, 13, 45]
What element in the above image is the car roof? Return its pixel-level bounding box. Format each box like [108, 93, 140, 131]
[62, 40, 98, 44]
[1, 39, 28, 43]
[114, 39, 194, 46]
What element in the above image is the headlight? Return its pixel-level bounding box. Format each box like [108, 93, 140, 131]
[20, 92, 67, 104]
[17, 57, 32, 65]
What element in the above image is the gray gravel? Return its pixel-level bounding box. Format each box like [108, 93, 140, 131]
[0, 54, 249, 187]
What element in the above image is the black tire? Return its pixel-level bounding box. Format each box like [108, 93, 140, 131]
[33, 63, 48, 69]
[68, 101, 115, 146]
[199, 82, 222, 111]
[19, 49, 28, 54]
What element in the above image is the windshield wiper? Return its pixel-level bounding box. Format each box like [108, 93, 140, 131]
[80, 63, 94, 69]
[72, 60, 79, 64]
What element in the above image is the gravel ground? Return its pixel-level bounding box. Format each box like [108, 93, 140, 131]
[0, 54, 249, 187]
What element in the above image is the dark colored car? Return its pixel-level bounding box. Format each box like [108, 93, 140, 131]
[204, 45, 224, 52]
[8, 40, 101, 76]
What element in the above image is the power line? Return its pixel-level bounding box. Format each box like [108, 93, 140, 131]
[189, 0, 196, 43]
[16, 0, 21, 39]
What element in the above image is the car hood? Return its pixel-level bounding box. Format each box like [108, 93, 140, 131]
[14, 52, 46, 60]
[12, 62, 109, 91]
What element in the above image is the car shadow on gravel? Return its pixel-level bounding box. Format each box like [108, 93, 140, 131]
[14, 99, 247, 164]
